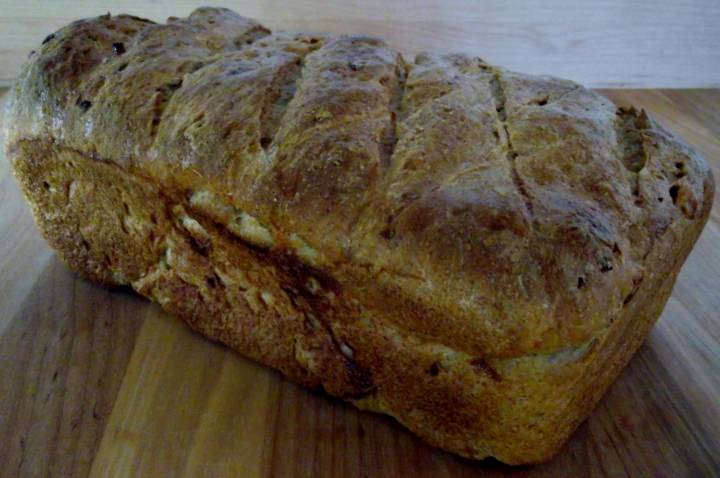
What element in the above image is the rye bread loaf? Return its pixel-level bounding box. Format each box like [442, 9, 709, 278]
[4, 7, 714, 464]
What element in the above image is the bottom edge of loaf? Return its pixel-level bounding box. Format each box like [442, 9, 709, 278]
[10, 138, 703, 465]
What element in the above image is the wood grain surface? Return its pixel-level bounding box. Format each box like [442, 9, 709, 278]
[1, 86, 719, 477]
[1, 1, 720, 88]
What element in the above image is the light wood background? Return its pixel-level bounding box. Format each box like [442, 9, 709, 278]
[1, 85, 719, 476]
[1, 0, 720, 88]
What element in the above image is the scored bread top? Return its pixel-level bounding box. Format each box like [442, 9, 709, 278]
[5, 7, 713, 358]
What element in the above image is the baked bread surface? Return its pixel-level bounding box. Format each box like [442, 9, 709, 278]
[5, 8, 714, 464]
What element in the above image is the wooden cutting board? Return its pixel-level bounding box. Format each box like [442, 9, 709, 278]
[1, 88, 719, 477]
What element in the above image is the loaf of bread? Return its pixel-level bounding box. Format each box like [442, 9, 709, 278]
[5, 8, 714, 464]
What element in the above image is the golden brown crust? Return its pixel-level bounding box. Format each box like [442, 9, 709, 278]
[5, 8, 714, 464]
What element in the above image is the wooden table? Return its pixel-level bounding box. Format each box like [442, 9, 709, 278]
[1, 85, 719, 477]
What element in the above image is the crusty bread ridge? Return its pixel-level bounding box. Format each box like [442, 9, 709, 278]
[4, 8, 714, 464]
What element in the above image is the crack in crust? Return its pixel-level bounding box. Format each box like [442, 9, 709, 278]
[258, 35, 328, 151]
[352, 54, 410, 247]
[260, 59, 303, 151]
[381, 57, 408, 166]
[615, 106, 650, 198]
[149, 78, 184, 138]
[177, 205, 377, 399]
[483, 64, 535, 227]
[147, 28, 272, 141]
[614, 106, 658, 262]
